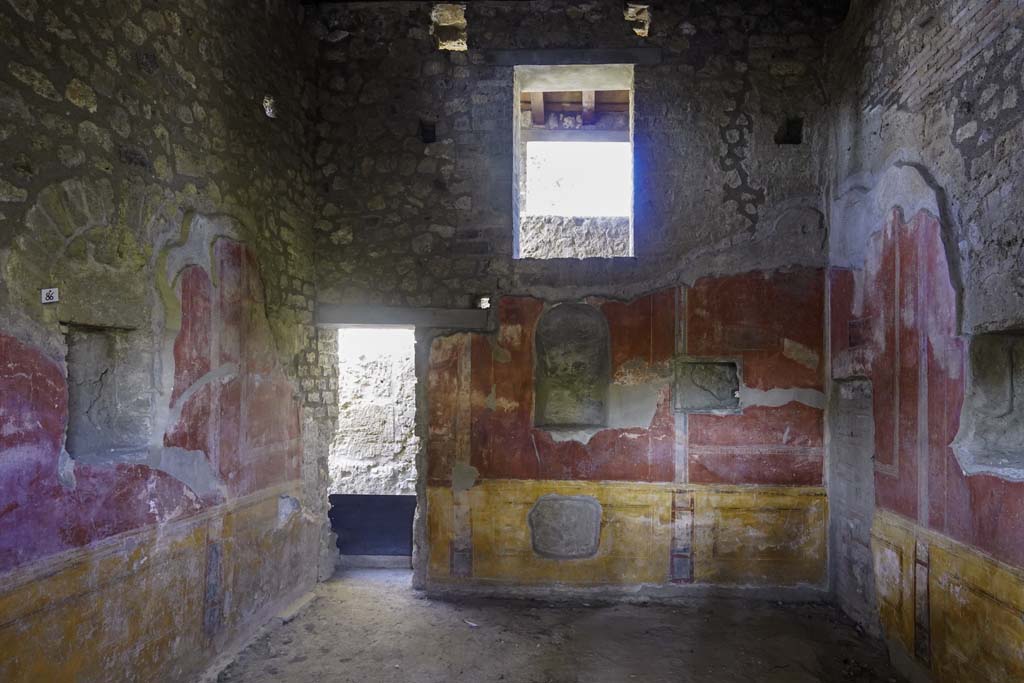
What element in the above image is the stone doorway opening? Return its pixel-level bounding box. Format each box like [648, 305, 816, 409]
[328, 326, 418, 569]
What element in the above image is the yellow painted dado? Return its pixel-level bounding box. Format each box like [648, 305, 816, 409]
[472, 480, 672, 584]
[692, 488, 827, 585]
[0, 483, 315, 683]
[871, 509, 1024, 682]
[428, 481, 827, 587]
[870, 510, 917, 653]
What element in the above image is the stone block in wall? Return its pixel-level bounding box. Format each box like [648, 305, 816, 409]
[528, 494, 602, 560]
[673, 359, 740, 412]
[430, 4, 467, 51]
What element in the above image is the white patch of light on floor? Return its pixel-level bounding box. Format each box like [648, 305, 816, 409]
[524, 141, 632, 217]
[337, 326, 415, 360]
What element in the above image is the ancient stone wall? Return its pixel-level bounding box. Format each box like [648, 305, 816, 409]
[0, 1, 335, 680]
[825, 2, 1024, 677]
[309, 0, 846, 306]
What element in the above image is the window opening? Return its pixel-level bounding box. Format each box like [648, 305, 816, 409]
[514, 65, 634, 259]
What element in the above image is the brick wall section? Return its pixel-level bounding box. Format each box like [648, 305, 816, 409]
[304, 327, 341, 425]
[829, 0, 1024, 333]
[833, 1, 1022, 113]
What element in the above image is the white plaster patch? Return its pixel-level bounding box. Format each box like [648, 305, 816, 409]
[277, 495, 300, 529]
[831, 163, 940, 270]
[875, 165, 940, 221]
[782, 338, 820, 370]
[739, 386, 826, 410]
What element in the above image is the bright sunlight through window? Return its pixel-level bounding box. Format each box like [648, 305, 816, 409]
[337, 326, 415, 360]
[524, 141, 632, 217]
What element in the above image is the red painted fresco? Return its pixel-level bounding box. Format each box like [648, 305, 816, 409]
[685, 268, 826, 485]
[469, 297, 547, 481]
[0, 333, 200, 572]
[164, 265, 214, 457]
[165, 239, 302, 499]
[170, 266, 212, 403]
[831, 208, 1024, 568]
[427, 278, 828, 487]
[687, 268, 824, 390]
[429, 293, 677, 484]
[0, 240, 302, 573]
[688, 404, 824, 485]
[601, 288, 676, 376]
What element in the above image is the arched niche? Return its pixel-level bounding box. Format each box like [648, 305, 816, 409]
[534, 303, 610, 429]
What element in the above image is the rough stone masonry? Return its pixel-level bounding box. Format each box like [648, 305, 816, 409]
[1, 2, 1023, 683]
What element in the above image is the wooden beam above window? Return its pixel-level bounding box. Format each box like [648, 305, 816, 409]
[581, 89, 596, 124]
[531, 92, 545, 126]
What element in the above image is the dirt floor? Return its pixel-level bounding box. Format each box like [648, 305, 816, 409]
[217, 569, 901, 683]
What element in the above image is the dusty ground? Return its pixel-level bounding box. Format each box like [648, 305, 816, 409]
[217, 569, 901, 683]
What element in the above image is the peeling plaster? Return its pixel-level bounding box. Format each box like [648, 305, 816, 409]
[831, 162, 941, 269]
[740, 386, 826, 410]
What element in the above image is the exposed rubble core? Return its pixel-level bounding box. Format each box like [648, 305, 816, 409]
[329, 327, 417, 495]
[624, 4, 651, 38]
[430, 3, 467, 52]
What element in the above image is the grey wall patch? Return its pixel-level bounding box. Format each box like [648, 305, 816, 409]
[830, 162, 941, 270]
[528, 494, 602, 560]
[606, 380, 665, 428]
[544, 380, 667, 443]
[452, 462, 479, 492]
